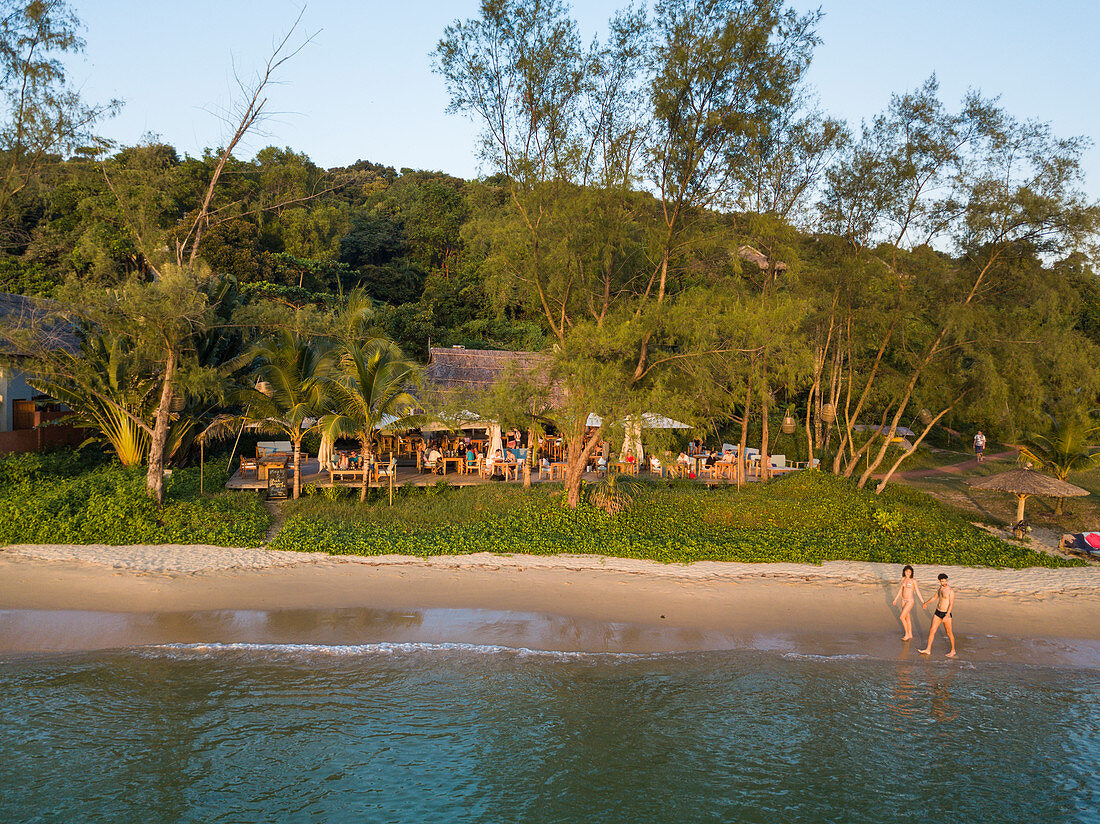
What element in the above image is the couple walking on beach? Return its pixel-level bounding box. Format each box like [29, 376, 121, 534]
[892, 566, 957, 657]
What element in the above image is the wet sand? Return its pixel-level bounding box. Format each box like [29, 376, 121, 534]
[1, 546, 1098, 668]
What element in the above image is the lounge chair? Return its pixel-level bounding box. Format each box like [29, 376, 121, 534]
[1062, 532, 1100, 557]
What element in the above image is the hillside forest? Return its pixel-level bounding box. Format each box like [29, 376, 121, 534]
[1, 0, 1099, 509]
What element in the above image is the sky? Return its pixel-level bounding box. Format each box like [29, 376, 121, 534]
[68, 0, 1100, 196]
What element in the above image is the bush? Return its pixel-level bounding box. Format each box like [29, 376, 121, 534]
[270, 472, 1081, 568]
[0, 450, 270, 546]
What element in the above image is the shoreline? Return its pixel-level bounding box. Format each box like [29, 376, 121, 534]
[2, 544, 1098, 668]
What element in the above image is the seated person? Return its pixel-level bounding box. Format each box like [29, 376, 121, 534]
[427, 446, 442, 471]
[677, 451, 690, 465]
[722, 449, 735, 462]
[338, 452, 350, 470]
[466, 447, 478, 463]
[649, 456, 662, 473]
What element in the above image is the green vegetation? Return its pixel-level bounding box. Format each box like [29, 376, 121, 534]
[271, 473, 1081, 568]
[0, 451, 269, 547]
[0, 1, 1096, 545]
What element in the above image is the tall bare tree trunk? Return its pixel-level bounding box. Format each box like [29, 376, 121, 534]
[759, 383, 771, 482]
[738, 372, 753, 484]
[145, 347, 178, 503]
[292, 438, 302, 499]
[874, 407, 951, 493]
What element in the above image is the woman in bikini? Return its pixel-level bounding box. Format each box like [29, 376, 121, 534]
[892, 565, 925, 641]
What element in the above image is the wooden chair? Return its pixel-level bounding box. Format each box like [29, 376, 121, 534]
[550, 462, 566, 480]
[376, 458, 397, 486]
[538, 461, 552, 480]
[239, 456, 258, 477]
[465, 454, 479, 474]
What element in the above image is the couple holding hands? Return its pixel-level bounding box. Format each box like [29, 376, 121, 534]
[893, 565, 957, 658]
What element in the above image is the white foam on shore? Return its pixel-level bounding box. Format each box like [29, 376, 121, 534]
[139, 641, 647, 661]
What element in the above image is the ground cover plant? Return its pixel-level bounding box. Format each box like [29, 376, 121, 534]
[0, 449, 269, 547]
[272, 472, 1081, 568]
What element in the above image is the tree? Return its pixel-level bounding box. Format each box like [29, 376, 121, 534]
[1019, 415, 1100, 514]
[436, 0, 819, 507]
[320, 338, 420, 502]
[234, 333, 334, 500]
[820, 78, 1100, 491]
[0, 0, 120, 245]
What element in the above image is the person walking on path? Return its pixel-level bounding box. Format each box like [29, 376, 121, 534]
[973, 430, 986, 463]
[892, 565, 926, 641]
[919, 573, 957, 658]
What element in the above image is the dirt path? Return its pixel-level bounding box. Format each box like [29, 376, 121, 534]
[891, 450, 1017, 480]
[263, 500, 285, 545]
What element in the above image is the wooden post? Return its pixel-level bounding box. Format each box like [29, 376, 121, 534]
[200, 438, 204, 495]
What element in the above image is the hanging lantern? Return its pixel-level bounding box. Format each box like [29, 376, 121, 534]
[918, 408, 933, 425]
[256, 379, 274, 397]
[169, 392, 185, 413]
[781, 413, 797, 434]
[820, 403, 836, 423]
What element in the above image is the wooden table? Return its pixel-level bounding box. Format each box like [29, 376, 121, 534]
[258, 458, 288, 481]
[495, 460, 518, 480]
[329, 467, 368, 484]
[441, 456, 465, 475]
[715, 461, 736, 480]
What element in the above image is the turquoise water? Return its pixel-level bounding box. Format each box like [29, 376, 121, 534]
[1, 643, 1097, 823]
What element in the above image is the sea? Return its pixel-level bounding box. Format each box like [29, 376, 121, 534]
[1, 623, 1097, 824]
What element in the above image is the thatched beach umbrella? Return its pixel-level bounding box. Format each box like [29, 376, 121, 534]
[969, 468, 1088, 525]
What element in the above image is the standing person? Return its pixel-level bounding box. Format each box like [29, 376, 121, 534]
[973, 430, 986, 463]
[892, 565, 926, 641]
[919, 573, 957, 658]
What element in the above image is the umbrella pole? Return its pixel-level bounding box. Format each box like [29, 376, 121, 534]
[200, 439, 204, 495]
[1016, 494, 1028, 524]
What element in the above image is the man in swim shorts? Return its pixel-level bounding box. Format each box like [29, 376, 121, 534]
[919, 573, 956, 658]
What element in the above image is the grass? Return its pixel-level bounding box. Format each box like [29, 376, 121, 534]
[898, 454, 1100, 536]
[0, 449, 270, 547]
[271, 471, 1081, 568]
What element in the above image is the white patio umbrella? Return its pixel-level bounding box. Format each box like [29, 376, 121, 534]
[640, 413, 690, 429]
[621, 416, 644, 462]
[487, 423, 504, 471]
[317, 433, 333, 467]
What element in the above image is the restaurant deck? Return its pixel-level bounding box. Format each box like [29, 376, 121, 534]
[223, 459, 766, 491]
[225, 458, 584, 491]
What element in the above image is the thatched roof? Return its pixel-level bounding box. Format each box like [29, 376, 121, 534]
[738, 245, 788, 272]
[969, 468, 1089, 498]
[424, 346, 550, 392]
[0, 291, 78, 355]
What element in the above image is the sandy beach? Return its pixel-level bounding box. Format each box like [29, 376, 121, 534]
[1, 543, 1098, 667]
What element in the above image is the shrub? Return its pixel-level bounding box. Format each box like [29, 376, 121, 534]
[0, 451, 270, 547]
[269, 472, 1082, 569]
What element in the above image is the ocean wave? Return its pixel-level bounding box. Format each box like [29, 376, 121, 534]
[135, 641, 652, 661]
[780, 652, 874, 662]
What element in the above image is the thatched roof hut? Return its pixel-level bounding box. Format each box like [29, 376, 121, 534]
[737, 245, 788, 273]
[424, 346, 551, 393]
[970, 468, 1089, 525]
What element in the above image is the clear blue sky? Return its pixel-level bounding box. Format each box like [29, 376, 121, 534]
[69, 1, 1100, 196]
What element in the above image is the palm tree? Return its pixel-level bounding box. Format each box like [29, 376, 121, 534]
[321, 338, 420, 502]
[1018, 416, 1100, 514]
[232, 333, 335, 499]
